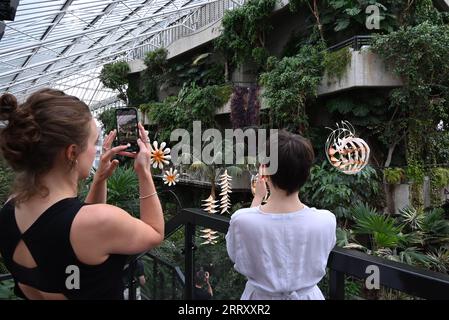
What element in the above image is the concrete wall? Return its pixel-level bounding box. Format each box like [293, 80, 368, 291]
[128, 59, 146, 74]
[392, 183, 410, 214]
[317, 48, 403, 96]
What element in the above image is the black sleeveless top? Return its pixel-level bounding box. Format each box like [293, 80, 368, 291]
[0, 197, 128, 300]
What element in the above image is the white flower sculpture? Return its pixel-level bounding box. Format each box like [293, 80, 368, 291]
[218, 169, 232, 214]
[150, 141, 171, 169]
[325, 121, 370, 175]
[163, 168, 179, 186]
[200, 228, 219, 245]
[201, 195, 218, 214]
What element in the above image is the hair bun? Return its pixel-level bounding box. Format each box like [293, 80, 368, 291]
[0, 93, 18, 121]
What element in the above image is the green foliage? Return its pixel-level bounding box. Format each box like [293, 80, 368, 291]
[215, 0, 275, 68]
[341, 205, 449, 274]
[195, 237, 246, 299]
[178, 83, 228, 129]
[326, 0, 396, 33]
[324, 47, 351, 80]
[372, 22, 449, 166]
[430, 168, 449, 189]
[372, 22, 449, 88]
[141, 96, 187, 143]
[144, 48, 168, 75]
[0, 158, 14, 204]
[107, 166, 139, 217]
[352, 205, 403, 250]
[169, 53, 225, 87]
[259, 44, 325, 130]
[405, 163, 425, 184]
[141, 84, 232, 142]
[0, 279, 16, 300]
[383, 168, 405, 184]
[99, 61, 130, 103]
[290, 0, 400, 38]
[97, 108, 116, 135]
[419, 208, 449, 248]
[301, 161, 382, 219]
[141, 48, 169, 102]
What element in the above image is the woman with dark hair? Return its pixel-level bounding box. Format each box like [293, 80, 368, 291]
[226, 130, 336, 300]
[0, 89, 164, 300]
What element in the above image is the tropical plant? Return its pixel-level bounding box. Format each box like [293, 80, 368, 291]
[0, 158, 14, 205]
[371, 22, 449, 168]
[352, 207, 403, 250]
[301, 161, 382, 222]
[106, 165, 139, 217]
[323, 47, 351, 81]
[140, 48, 169, 103]
[383, 168, 405, 185]
[169, 53, 225, 87]
[430, 168, 449, 189]
[97, 108, 116, 136]
[259, 44, 325, 131]
[99, 61, 130, 103]
[215, 0, 276, 68]
[181, 137, 244, 201]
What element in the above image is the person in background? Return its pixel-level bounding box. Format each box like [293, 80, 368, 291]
[192, 268, 213, 300]
[226, 130, 336, 300]
[123, 259, 146, 300]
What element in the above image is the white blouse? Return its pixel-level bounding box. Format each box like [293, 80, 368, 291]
[225, 205, 336, 300]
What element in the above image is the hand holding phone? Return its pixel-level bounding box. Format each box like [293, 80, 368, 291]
[116, 107, 139, 152]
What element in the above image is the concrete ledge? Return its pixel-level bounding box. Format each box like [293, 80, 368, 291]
[166, 19, 223, 59]
[128, 59, 146, 74]
[216, 49, 403, 114]
[317, 48, 403, 96]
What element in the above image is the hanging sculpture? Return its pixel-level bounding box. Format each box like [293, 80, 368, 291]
[163, 168, 179, 186]
[202, 195, 218, 214]
[218, 169, 232, 214]
[150, 141, 171, 169]
[325, 121, 370, 175]
[200, 228, 219, 245]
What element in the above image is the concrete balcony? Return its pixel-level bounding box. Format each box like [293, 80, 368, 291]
[317, 47, 403, 96]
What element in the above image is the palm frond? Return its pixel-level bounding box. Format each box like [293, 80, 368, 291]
[399, 206, 424, 231]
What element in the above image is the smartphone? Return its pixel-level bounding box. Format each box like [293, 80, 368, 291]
[115, 107, 139, 152]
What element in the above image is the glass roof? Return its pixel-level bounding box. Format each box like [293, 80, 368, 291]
[0, 0, 239, 108]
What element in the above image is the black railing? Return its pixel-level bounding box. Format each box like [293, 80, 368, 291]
[3, 206, 449, 300]
[0, 274, 12, 282]
[126, 251, 185, 300]
[160, 208, 449, 300]
[328, 35, 374, 52]
[125, 188, 184, 300]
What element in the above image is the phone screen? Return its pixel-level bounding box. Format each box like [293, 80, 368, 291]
[116, 108, 139, 152]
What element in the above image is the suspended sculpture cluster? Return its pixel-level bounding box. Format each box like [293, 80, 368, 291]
[325, 121, 370, 175]
[200, 169, 233, 245]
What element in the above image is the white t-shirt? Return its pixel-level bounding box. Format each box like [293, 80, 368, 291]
[225, 205, 336, 300]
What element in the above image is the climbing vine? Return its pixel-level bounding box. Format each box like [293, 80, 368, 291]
[372, 21, 449, 169]
[259, 44, 325, 132]
[215, 0, 276, 68]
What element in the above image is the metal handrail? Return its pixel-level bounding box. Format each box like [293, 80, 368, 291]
[129, 0, 247, 61]
[327, 35, 374, 52]
[5, 206, 449, 300]
[166, 208, 449, 300]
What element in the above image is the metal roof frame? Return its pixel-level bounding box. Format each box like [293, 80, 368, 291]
[0, 0, 227, 107]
